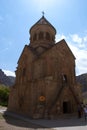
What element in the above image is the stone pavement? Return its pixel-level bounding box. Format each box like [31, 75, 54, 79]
[0, 107, 87, 130]
[0, 108, 7, 114]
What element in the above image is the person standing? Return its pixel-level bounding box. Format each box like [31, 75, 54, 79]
[77, 104, 82, 118]
[83, 105, 87, 121]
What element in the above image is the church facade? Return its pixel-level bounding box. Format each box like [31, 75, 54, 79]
[8, 16, 82, 119]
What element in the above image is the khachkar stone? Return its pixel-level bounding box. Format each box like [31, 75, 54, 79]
[8, 15, 82, 119]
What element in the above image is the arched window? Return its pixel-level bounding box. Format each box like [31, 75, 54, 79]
[46, 32, 50, 40]
[62, 74, 67, 83]
[33, 33, 37, 41]
[39, 32, 44, 40]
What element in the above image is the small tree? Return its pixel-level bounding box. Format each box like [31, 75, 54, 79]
[0, 84, 10, 106]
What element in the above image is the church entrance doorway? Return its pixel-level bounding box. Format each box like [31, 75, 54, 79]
[63, 101, 71, 113]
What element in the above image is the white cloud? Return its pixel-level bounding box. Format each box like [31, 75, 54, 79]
[56, 33, 87, 76]
[3, 69, 15, 77]
[56, 34, 67, 42]
[84, 36, 87, 42]
[70, 34, 87, 49]
[70, 46, 87, 75]
[70, 34, 82, 44]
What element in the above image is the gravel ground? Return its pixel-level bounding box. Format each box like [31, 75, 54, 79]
[0, 106, 49, 130]
[0, 113, 49, 130]
[0, 106, 87, 130]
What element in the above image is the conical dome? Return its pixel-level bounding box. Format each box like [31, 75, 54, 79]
[29, 16, 56, 48]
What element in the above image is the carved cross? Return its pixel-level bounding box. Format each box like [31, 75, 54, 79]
[42, 11, 45, 16]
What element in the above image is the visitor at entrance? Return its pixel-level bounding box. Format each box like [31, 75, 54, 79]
[81, 102, 84, 116]
[77, 104, 82, 118]
[83, 104, 87, 121]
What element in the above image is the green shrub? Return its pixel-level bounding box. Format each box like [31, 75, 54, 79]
[0, 84, 10, 106]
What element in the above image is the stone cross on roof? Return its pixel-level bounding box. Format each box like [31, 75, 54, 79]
[42, 11, 45, 17]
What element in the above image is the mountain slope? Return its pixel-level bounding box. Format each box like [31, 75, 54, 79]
[0, 69, 15, 86]
[76, 73, 87, 92]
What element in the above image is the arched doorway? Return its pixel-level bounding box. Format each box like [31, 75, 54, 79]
[63, 101, 71, 113]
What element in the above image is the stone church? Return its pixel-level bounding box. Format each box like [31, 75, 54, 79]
[8, 15, 82, 119]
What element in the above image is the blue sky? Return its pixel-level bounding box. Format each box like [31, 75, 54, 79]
[0, 0, 87, 76]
